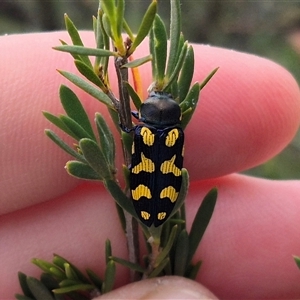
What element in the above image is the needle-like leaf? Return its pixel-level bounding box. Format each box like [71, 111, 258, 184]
[66, 161, 102, 180]
[60, 85, 96, 140]
[128, 0, 157, 55]
[57, 70, 114, 108]
[79, 138, 112, 180]
[187, 188, 218, 264]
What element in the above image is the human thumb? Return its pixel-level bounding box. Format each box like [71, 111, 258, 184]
[95, 276, 218, 299]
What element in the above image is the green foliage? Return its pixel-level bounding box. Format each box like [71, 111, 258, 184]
[15, 253, 115, 300]
[17, 0, 218, 298]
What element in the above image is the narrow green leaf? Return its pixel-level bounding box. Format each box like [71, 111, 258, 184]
[59, 39, 80, 61]
[100, 0, 115, 21]
[104, 179, 136, 216]
[101, 14, 111, 53]
[64, 263, 79, 281]
[44, 130, 85, 162]
[54, 45, 117, 57]
[101, 0, 125, 53]
[171, 168, 189, 217]
[66, 161, 102, 180]
[180, 82, 200, 112]
[177, 33, 185, 56]
[52, 254, 90, 284]
[93, 14, 97, 35]
[105, 240, 112, 265]
[52, 255, 67, 270]
[122, 55, 152, 69]
[170, 80, 179, 100]
[163, 41, 188, 91]
[115, 0, 124, 37]
[58, 279, 79, 287]
[200, 67, 219, 90]
[97, 9, 111, 74]
[155, 225, 178, 267]
[18, 272, 34, 298]
[163, 258, 172, 276]
[79, 138, 112, 180]
[31, 259, 59, 274]
[26, 276, 54, 300]
[124, 82, 142, 111]
[160, 219, 171, 248]
[115, 202, 126, 233]
[53, 284, 93, 294]
[149, 27, 155, 80]
[166, 0, 181, 77]
[49, 267, 65, 280]
[64, 13, 84, 46]
[148, 257, 169, 278]
[174, 229, 189, 276]
[122, 19, 134, 41]
[151, 15, 168, 84]
[94, 12, 103, 69]
[60, 85, 96, 140]
[110, 256, 146, 273]
[108, 107, 121, 133]
[74, 60, 107, 91]
[187, 188, 218, 264]
[180, 203, 187, 230]
[64, 14, 92, 68]
[102, 260, 116, 293]
[86, 269, 102, 291]
[121, 130, 133, 158]
[95, 113, 116, 169]
[43, 111, 78, 140]
[60, 115, 94, 141]
[185, 261, 202, 280]
[102, 13, 114, 42]
[180, 83, 200, 130]
[122, 165, 130, 189]
[178, 46, 195, 102]
[128, 0, 157, 55]
[58, 70, 113, 108]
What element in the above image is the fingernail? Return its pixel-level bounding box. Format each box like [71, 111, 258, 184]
[142, 286, 218, 299]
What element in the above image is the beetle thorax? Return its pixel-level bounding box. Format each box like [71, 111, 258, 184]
[140, 96, 181, 127]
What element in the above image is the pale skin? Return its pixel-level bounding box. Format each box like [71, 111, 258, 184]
[1, 32, 300, 299]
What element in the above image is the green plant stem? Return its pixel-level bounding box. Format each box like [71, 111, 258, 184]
[150, 241, 160, 269]
[114, 56, 140, 281]
[144, 225, 163, 277]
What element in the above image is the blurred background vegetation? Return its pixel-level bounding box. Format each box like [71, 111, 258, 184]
[1, 0, 299, 180]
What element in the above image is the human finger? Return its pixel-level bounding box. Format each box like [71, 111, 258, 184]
[96, 276, 218, 299]
[2, 174, 300, 298]
[1, 32, 299, 214]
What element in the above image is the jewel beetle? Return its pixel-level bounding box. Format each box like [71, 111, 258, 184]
[122, 91, 184, 227]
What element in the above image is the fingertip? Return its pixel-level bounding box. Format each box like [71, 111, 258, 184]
[96, 276, 218, 300]
[185, 45, 300, 179]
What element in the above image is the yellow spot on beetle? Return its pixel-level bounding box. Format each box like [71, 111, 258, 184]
[141, 127, 155, 146]
[141, 211, 150, 220]
[160, 155, 181, 176]
[160, 186, 178, 203]
[165, 129, 179, 147]
[157, 212, 167, 220]
[131, 184, 152, 200]
[132, 153, 155, 174]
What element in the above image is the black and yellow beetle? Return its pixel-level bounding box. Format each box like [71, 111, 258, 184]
[122, 91, 184, 227]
